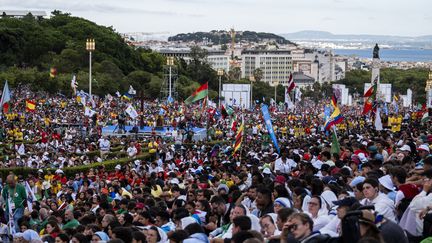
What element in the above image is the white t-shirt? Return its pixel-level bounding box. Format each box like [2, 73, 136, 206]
[274, 157, 297, 174]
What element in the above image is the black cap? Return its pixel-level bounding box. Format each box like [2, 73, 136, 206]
[333, 197, 358, 207]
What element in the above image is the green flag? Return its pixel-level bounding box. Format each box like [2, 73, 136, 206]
[331, 130, 340, 155]
[185, 82, 208, 104]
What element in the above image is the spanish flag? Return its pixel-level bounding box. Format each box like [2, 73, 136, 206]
[26, 100, 36, 112]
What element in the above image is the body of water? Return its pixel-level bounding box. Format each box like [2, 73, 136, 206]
[334, 49, 432, 62]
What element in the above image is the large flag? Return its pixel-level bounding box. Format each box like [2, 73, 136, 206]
[221, 105, 231, 119]
[25, 181, 37, 212]
[284, 87, 294, 111]
[287, 72, 295, 92]
[325, 106, 344, 130]
[261, 104, 280, 153]
[125, 104, 139, 119]
[233, 117, 244, 155]
[26, 100, 36, 112]
[363, 76, 378, 115]
[330, 129, 341, 155]
[364, 75, 378, 97]
[0, 80, 11, 113]
[185, 82, 208, 104]
[331, 94, 338, 108]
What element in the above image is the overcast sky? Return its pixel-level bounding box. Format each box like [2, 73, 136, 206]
[2, 0, 431, 36]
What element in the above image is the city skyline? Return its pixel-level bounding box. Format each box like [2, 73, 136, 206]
[2, 0, 431, 37]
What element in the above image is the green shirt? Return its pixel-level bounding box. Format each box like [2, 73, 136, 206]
[62, 219, 80, 230]
[116, 208, 128, 214]
[2, 184, 27, 211]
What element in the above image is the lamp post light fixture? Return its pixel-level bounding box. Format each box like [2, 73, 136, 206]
[426, 73, 432, 108]
[86, 38, 95, 98]
[249, 76, 255, 109]
[217, 68, 224, 107]
[167, 57, 175, 99]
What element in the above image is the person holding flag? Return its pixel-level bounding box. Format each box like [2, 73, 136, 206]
[2, 175, 27, 234]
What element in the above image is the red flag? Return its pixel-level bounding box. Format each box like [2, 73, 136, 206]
[287, 72, 295, 92]
[362, 100, 373, 115]
[363, 86, 375, 97]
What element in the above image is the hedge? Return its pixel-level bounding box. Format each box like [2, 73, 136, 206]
[0, 153, 150, 179]
[0, 140, 229, 179]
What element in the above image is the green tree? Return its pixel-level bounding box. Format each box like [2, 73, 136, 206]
[253, 68, 263, 82]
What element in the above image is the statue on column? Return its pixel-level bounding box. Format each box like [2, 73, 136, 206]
[373, 43, 380, 59]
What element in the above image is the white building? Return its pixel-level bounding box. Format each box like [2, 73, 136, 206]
[158, 49, 230, 73]
[241, 49, 293, 86]
[1, 10, 46, 18]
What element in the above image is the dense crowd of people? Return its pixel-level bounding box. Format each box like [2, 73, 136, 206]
[0, 89, 432, 243]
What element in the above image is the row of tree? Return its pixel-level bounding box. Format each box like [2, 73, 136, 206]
[0, 11, 429, 104]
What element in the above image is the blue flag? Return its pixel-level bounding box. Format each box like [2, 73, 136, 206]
[167, 95, 174, 104]
[261, 104, 280, 153]
[383, 102, 389, 116]
[324, 105, 331, 120]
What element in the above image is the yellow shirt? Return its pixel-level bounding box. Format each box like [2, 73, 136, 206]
[151, 185, 162, 198]
[148, 141, 158, 154]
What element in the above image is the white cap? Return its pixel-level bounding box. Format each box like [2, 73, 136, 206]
[55, 169, 64, 174]
[379, 175, 395, 191]
[115, 165, 121, 170]
[399, 145, 411, 152]
[263, 168, 272, 175]
[417, 144, 430, 153]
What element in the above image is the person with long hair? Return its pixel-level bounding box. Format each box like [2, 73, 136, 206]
[43, 220, 63, 239]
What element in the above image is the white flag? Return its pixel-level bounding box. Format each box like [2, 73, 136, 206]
[126, 104, 139, 119]
[7, 196, 16, 235]
[70, 75, 77, 95]
[84, 106, 96, 117]
[15, 144, 25, 155]
[25, 181, 37, 212]
[295, 87, 302, 102]
[375, 108, 383, 131]
[128, 85, 136, 95]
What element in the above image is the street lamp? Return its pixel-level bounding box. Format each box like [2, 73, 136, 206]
[249, 76, 255, 109]
[86, 38, 95, 97]
[167, 57, 175, 99]
[426, 71, 432, 107]
[217, 69, 224, 108]
[273, 80, 279, 104]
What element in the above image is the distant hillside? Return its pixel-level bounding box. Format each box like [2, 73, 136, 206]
[168, 30, 295, 45]
[280, 31, 432, 49]
[281, 30, 432, 41]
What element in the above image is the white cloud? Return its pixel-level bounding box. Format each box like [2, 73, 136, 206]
[1, 0, 430, 36]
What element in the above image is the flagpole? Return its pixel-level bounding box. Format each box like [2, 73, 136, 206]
[206, 94, 209, 142]
[332, 124, 338, 140]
